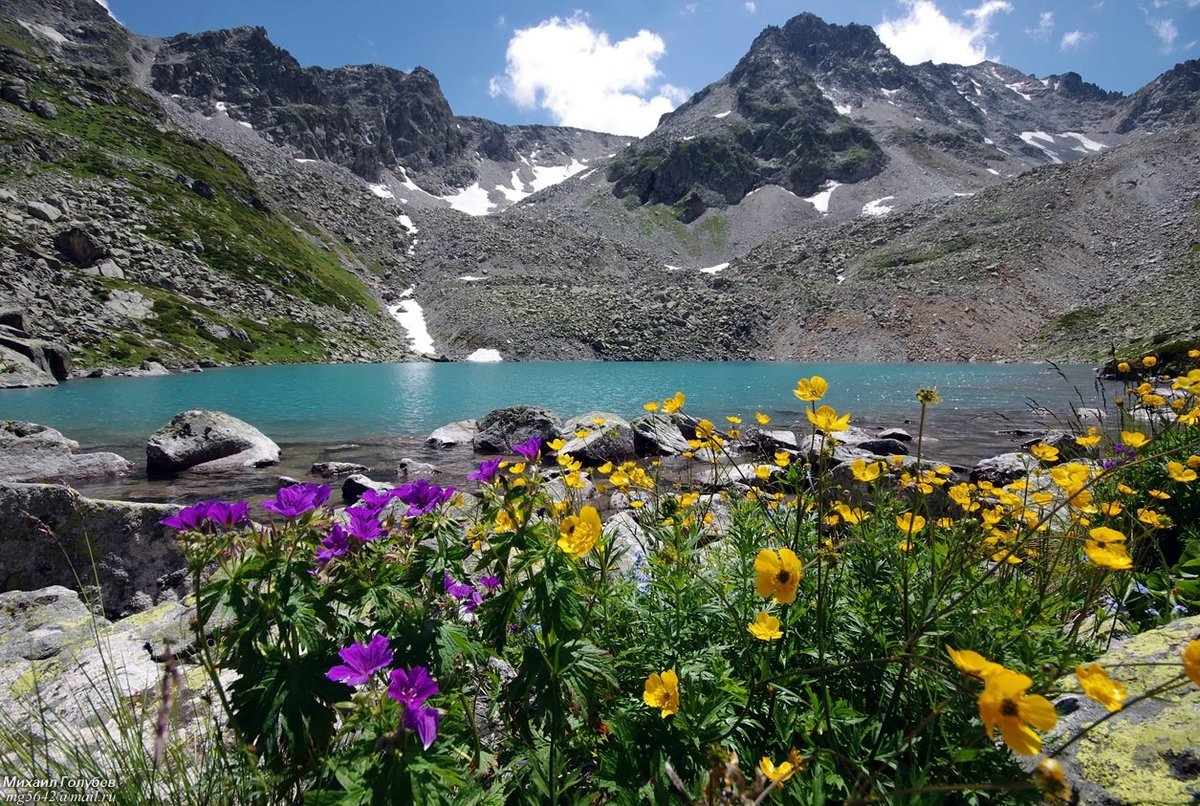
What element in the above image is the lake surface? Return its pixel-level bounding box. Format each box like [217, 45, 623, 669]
[1, 361, 1116, 503]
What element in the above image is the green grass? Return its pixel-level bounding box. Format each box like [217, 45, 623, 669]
[871, 234, 978, 269]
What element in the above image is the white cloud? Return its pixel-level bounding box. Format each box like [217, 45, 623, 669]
[681, 2, 698, 13]
[877, 0, 1013, 66]
[496, 15, 506, 29]
[489, 14, 686, 136]
[1149, 17, 1179, 50]
[1059, 30, 1091, 49]
[745, 1, 757, 12]
[1027, 11, 1054, 39]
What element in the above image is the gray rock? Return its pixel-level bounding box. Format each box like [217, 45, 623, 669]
[631, 414, 691, 456]
[855, 438, 910, 457]
[104, 289, 153, 319]
[0, 421, 132, 483]
[969, 452, 1039, 485]
[140, 360, 169, 376]
[25, 202, 61, 223]
[0, 331, 71, 380]
[0, 586, 101, 663]
[97, 258, 125, 279]
[741, 428, 799, 455]
[558, 412, 636, 465]
[0, 345, 57, 389]
[877, 428, 913, 442]
[1022, 430, 1085, 461]
[603, 511, 657, 574]
[30, 99, 58, 120]
[146, 409, 280, 474]
[0, 483, 188, 619]
[342, 473, 391, 504]
[311, 461, 368, 478]
[472, 405, 562, 454]
[425, 419, 477, 448]
[1027, 615, 1200, 806]
[397, 458, 441, 476]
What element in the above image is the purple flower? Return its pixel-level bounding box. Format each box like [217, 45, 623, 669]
[480, 574, 500, 591]
[468, 458, 502, 483]
[315, 525, 351, 566]
[512, 437, 542, 461]
[357, 487, 397, 512]
[388, 665, 439, 708]
[345, 507, 386, 542]
[262, 483, 331, 518]
[159, 501, 212, 531]
[327, 635, 393, 686]
[404, 704, 440, 750]
[395, 479, 455, 518]
[444, 573, 483, 612]
[206, 500, 250, 529]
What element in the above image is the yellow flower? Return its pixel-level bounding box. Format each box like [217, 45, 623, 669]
[1030, 443, 1060, 463]
[747, 611, 783, 641]
[1121, 431, 1149, 449]
[754, 548, 802, 604]
[1142, 355, 1158, 368]
[1137, 508, 1170, 529]
[1099, 501, 1123, 516]
[833, 502, 867, 525]
[1085, 526, 1132, 570]
[1190, 455, 1200, 469]
[726, 415, 742, 424]
[1149, 489, 1171, 500]
[557, 506, 602, 559]
[597, 461, 613, 475]
[1075, 427, 1102, 448]
[754, 465, 772, 481]
[643, 669, 679, 717]
[851, 458, 882, 482]
[1116, 482, 1136, 495]
[1184, 639, 1200, 687]
[592, 416, 606, 427]
[895, 512, 926, 535]
[1117, 361, 1130, 373]
[1076, 663, 1126, 712]
[510, 462, 526, 475]
[755, 411, 770, 425]
[774, 451, 791, 468]
[946, 646, 1002, 679]
[546, 438, 566, 452]
[662, 392, 686, 414]
[1190, 349, 1200, 359]
[1168, 461, 1198, 483]
[806, 405, 851, 433]
[916, 387, 942, 405]
[793, 375, 829, 402]
[759, 749, 804, 784]
[977, 667, 1058, 756]
[1034, 758, 1070, 799]
[644, 401, 660, 412]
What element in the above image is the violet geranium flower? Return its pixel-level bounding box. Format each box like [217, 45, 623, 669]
[315, 525, 351, 566]
[512, 437, 542, 462]
[345, 507, 386, 542]
[444, 573, 483, 612]
[205, 500, 251, 529]
[159, 501, 212, 531]
[395, 479, 455, 518]
[388, 665, 441, 749]
[467, 458, 502, 483]
[327, 634, 394, 686]
[356, 487, 397, 512]
[480, 574, 501, 591]
[262, 483, 331, 518]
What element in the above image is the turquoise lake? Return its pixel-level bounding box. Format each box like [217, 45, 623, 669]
[0, 361, 1117, 502]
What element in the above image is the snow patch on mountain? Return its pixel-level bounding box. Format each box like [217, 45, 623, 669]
[804, 181, 841, 214]
[388, 294, 436, 355]
[368, 183, 395, 200]
[862, 196, 895, 217]
[465, 348, 503, 362]
[698, 263, 730, 274]
[1059, 132, 1106, 153]
[439, 183, 495, 216]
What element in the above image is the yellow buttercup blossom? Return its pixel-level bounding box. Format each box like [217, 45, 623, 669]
[794, 375, 829, 402]
[546, 438, 566, 452]
[557, 506, 602, 559]
[1149, 489, 1171, 500]
[1117, 361, 1131, 373]
[597, 461, 613, 475]
[1137, 508, 1170, 529]
[807, 405, 851, 433]
[755, 548, 802, 604]
[1184, 640, 1200, 686]
[1034, 758, 1070, 800]
[1076, 663, 1126, 712]
[977, 667, 1057, 756]
[1117, 482, 1136, 495]
[1075, 427, 1102, 448]
[759, 749, 804, 784]
[1190, 349, 1200, 359]
[774, 451, 791, 468]
[643, 669, 679, 718]
[755, 411, 770, 425]
[1085, 526, 1132, 570]
[946, 646, 1002, 679]
[895, 512, 926, 535]
[591, 416, 606, 426]
[726, 415, 742, 424]
[1168, 461, 1198, 482]
[643, 401, 660, 412]
[851, 458, 882, 482]
[833, 502, 867, 525]
[754, 465, 772, 481]
[1099, 501, 1123, 516]
[747, 611, 783, 641]
[1142, 355, 1157, 368]
[662, 392, 686, 414]
[1121, 431, 1149, 449]
[1030, 443, 1060, 463]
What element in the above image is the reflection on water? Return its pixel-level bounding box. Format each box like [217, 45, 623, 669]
[3, 361, 1116, 504]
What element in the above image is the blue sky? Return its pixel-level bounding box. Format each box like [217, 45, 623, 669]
[100, 0, 1199, 135]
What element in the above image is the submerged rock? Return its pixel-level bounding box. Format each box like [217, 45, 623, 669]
[146, 409, 280, 474]
[311, 461, 368, 478]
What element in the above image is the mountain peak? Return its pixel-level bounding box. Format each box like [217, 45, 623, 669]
[751, 12, 888, 69]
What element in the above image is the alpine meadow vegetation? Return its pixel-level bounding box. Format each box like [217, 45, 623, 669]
[8, 358, 1200, 804]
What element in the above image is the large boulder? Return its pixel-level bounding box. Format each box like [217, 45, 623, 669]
[53, 226, 108, 268]
[969, 452, 1039, 485]
[0, 483, 188, 619]
[472, 406, 562, 454]
[1034, 615, 1200, 805]
[0, 328, 71, 380]
[558, 412, 636, 465]
[631, 414, 691, 456]
[0, 345, 58, 389]
[0, 421, 132, 483]
[146, 409, 280, 474]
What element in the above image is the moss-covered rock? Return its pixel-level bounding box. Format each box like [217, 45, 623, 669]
[1040, 615, 1200, 805]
